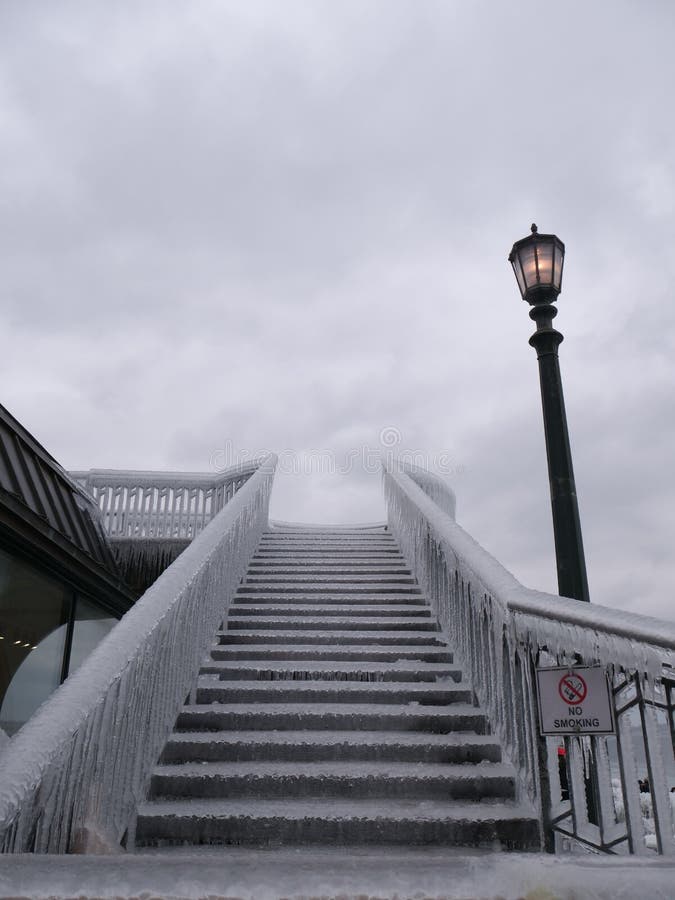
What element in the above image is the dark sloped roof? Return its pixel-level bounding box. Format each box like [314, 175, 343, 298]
[0, 402, 133, 613]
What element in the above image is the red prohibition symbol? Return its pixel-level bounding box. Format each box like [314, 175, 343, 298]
[558, 672, 587, 705]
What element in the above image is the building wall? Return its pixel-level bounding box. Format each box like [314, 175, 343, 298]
[0, 403, 133, 741]
[0, 544, 119, 736]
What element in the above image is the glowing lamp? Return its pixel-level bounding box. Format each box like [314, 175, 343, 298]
[509, 223, 565, 304]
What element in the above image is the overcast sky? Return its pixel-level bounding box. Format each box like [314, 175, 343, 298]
[1, 1, 674, 621]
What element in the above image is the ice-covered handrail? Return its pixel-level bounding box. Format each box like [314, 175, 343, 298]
[0, 455, 277, 853]
[392, 458, 457, 520]
[70, 460, 262, 540]
[388, 467, 675, 657]
[383, 457, 675, 856]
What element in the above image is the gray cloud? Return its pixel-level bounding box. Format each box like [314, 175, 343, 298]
[1, 0, 674, 620]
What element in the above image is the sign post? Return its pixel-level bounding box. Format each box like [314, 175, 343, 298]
[536, 666, 614, 736]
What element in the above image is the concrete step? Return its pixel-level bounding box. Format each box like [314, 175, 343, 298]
[26, 849, 669, 896]
[215, 630, 448, 646]
[263, 529, 390, 536]
[200, 659, 462, 682]
[261, 531, 393, 538]
[243, 573, 417, 585]
[227, 605, 432, 619]
[254, 546, 402, 556]
[209, 644, 454, 662]
[134, 798, 540, 849]
[260, 531, 396, 544]
[159, 730, 500, 764]
[247, 564, 412, 574]
[256, 536, 398, 544]
[175, 702, 488, 733]
[148, 761, 516, 801]
[231, 593, 428, 606]
[194, 679, 473, 705]
[253, 556, 406, 566]
[225, 617, 440, 632]
[257, 542, 398, 552]
[237, 583, 422, 595]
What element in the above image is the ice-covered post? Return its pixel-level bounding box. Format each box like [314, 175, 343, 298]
[508, 224, 590, 603]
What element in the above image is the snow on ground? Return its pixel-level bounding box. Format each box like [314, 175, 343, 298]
[1, 848, 675, 900]
[611, 776, 675, 850]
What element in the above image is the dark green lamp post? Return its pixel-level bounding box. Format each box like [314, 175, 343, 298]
[509, 224, 590, 603]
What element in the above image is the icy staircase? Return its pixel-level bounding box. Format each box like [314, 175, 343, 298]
[135, 527, 540, 849]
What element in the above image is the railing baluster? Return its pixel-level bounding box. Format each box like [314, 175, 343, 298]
[594, 737, 623, 848]
[639, 679, 675, 855]
[616, 697, 649, 855]
[68, 463, 259, 547]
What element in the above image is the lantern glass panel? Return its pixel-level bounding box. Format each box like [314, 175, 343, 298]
[553, 243, 564, 290]
[519, 243, 538, 290]
[512, 257, 526, 296]
[535, 241, 554, 286]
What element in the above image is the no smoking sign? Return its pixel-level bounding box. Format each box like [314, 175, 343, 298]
[558, 672, 587, 705]
[536, 666, 614, 736]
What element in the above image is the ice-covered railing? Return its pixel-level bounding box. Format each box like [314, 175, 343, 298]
[71, 462, 260, 540]
[0, 455, 277, 853]
[71, 463, 265, 594]
[383, 457, 675, 856]
[393, 459, 457, 519]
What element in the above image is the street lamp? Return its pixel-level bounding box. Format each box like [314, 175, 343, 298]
[509, 224, 590, 603]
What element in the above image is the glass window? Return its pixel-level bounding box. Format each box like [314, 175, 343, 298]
[67, 596, 117, 677]
[0, 547, 71, 736]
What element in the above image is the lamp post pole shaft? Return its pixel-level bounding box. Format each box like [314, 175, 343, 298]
[529, 304, 590, 603]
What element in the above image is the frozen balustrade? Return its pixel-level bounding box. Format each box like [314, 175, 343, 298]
[71, 462, 259, 540]
[0, 455, 277, 853]
[71, 462, 265, 594]
[383, 457, 675, 855]
[2, 451, 672, 858]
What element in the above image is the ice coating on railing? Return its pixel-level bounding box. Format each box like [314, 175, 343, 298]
[383, 462, 675, 665]
[109, 536, 188, 572]
[382, 456, 675, 855]
[0, 455, 277, 853]
[391, 459, 457, 520]
[71, 460, 265, 540]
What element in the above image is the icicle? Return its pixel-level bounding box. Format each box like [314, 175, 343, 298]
[381, 454, 675, 854]
[0, 456, 277, 852]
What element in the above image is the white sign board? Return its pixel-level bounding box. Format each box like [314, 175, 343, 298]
[536, 666, 614, 736]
